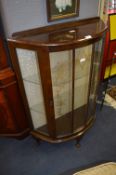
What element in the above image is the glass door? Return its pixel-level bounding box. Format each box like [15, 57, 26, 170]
[50, 50, 73, 136]
[50, 44, 93, 137]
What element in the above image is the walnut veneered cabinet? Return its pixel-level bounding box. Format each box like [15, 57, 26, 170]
[0, 34, 30, 138]
[8, 17, 107, 143]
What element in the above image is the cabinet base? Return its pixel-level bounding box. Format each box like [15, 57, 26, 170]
[31, 117, 95, 143]
[0, 128, 30, 139]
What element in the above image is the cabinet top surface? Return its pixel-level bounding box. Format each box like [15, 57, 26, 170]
[8, 17, 107, 47]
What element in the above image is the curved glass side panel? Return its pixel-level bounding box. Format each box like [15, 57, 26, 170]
[73, 45, 93, 131]
[88, 39, 103, 121]
[16, 48, 48, 135]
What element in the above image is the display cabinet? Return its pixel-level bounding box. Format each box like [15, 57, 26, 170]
[8, 17, 107, 143]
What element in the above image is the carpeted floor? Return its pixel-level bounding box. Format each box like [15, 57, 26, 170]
[0, 102, 116, 175]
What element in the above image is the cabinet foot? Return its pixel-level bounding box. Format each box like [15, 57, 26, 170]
[75, 136, 83, 148]
[35, 138, 41, 145]
[75, 142, 81, 148]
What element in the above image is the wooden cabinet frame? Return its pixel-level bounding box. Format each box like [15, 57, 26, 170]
[8, 17, 107, 143]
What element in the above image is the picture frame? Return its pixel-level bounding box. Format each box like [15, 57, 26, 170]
[46, 0, 80, 22]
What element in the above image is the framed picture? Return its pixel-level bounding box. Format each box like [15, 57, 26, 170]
[46, 0, 80, 22]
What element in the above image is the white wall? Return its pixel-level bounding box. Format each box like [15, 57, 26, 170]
[0, 0, 99, 37]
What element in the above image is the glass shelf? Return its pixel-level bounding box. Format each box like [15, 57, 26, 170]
[22, 72, 89, 87]
[23, 74, 40, 84]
